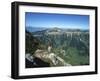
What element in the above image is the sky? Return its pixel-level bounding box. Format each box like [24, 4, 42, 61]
[25, 12, 89, 29]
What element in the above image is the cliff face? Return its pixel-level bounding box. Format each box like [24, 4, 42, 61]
[33, 28, 89, 51]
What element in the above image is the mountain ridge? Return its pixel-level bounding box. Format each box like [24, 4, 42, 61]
[26, 27, 89, 33]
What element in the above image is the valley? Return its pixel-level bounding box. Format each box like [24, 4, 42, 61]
[25, 27, 89, 68]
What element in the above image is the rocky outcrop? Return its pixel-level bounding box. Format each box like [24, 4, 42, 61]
[25, 53, 50, 68]
[34, 49, 71, 66]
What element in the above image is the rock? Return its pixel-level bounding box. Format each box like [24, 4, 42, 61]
[25, 53, 34, 62]
[25, 53, 50, 68]
[34, 49, 71, 66]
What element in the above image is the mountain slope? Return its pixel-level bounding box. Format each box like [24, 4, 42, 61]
[26, 27, 89, 67]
